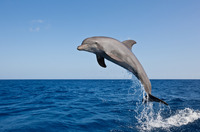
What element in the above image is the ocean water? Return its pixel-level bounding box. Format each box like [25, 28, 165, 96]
[0, 79, 200, 132]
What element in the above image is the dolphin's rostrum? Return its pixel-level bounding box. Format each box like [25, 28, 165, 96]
[77, 36, 168, 105]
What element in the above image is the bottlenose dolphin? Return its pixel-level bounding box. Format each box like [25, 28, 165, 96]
[77, 36, 168, 105]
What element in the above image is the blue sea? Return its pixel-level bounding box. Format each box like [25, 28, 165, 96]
[0, 79, 200, 132]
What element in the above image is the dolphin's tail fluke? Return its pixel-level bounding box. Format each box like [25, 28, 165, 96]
[143, 94, 168, 105]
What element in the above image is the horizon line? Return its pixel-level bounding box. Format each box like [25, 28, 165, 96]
[0, 78, 200, 80]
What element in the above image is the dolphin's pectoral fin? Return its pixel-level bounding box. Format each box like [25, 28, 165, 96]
[96, 55, 106, 68]
[122, 40, 136, 50]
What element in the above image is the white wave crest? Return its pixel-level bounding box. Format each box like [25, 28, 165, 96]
[130, 79, 200, 131]
[165, 108, 200, 127]
[139, 107, 200, 131]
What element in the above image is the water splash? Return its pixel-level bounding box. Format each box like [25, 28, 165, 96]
[136, 106, 200, 131]
[130, 79, 200, 131]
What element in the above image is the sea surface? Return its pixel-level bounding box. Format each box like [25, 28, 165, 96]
[0, 79, 200, 132]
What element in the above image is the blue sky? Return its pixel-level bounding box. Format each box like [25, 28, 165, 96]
[0, 0, 200, 79]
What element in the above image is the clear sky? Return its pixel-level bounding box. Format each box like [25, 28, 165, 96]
[0, 0, 200, 79]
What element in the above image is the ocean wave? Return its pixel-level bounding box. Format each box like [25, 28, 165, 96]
[132, 84, 200, 131]
[137, 106, 200, 131]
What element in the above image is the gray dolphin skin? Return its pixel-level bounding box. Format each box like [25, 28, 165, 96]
[77, 36, 168, 105]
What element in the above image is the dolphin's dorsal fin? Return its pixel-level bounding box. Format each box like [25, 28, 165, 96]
[96, 55, 106, 68]
[122, 40, 136, 49]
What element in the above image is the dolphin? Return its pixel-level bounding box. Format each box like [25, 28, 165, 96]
[77, 36, 168, 105]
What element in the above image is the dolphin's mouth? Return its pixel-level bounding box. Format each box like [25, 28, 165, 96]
[77, 45, 83, 50]
[77, 44, 89, 51]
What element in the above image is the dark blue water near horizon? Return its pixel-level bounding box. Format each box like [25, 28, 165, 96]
[0, 79, 200, 132]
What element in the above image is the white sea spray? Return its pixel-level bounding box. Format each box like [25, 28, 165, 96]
[130, 79, 200, 131]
